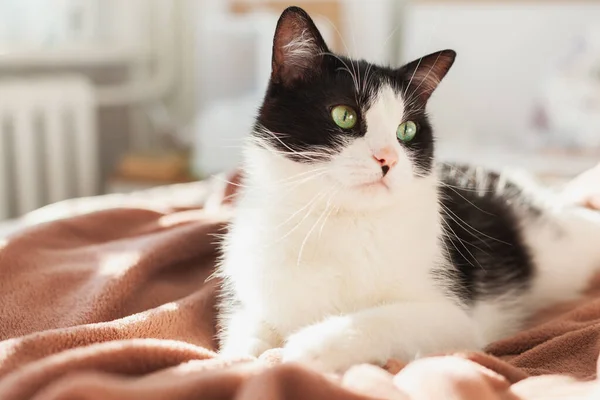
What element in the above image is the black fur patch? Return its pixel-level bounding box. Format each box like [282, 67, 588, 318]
[437, 163, 536, 303]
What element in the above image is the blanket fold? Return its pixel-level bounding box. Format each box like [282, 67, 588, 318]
[0, 174, 599, 399]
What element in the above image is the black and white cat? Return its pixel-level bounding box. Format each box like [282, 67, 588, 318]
[216, 6, 600, 372]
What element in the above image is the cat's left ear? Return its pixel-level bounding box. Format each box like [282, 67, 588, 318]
[271, 6, 330, 86]
[399, 50, 456, 102]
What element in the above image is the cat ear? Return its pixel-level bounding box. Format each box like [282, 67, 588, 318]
[400, 50, 456, 102]
[271, 6, 330, 86]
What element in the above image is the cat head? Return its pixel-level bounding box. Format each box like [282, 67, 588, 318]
[249, 6, 455, 210]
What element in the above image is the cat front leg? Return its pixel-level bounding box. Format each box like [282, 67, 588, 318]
[281, 301, 483, 373]
[218, 309, 282, 358]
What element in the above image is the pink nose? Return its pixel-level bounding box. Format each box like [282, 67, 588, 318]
[372, 147, 398, 177]
[373, 147, 398, 169]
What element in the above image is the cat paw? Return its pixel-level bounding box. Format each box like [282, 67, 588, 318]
[281, 318, 375, 373]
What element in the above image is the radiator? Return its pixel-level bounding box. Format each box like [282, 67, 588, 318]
[0, 76, 98, 219]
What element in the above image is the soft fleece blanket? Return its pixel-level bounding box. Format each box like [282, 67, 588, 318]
[2, 171, 600, 400]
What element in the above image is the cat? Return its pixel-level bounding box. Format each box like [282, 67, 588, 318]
[215, 6, 600, 373]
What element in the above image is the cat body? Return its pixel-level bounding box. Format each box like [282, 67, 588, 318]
[216, 6, 600, 372]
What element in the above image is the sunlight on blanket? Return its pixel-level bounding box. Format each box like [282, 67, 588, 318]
[158, 302, 180, 312]
[98, 251, 141, 277]
[158, 209, 212, 228]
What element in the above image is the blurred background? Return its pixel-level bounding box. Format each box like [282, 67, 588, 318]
[0, 0, 599, 226]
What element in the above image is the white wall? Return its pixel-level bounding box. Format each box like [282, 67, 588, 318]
[402, 2, 600, 148]
[341, 0, 404, 65]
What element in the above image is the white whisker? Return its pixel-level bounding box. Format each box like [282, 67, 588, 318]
[401, 9, 442, 101]
[440, 203, 511, 246]
[272, 187, 335, 246]
[439, 183, 495, 216]
[318, 206, 335, 240]
[440, 218, 482, 270]
[321, 52, 359, 94]
[406, 52, 443, 102]
[253, 126, 337, 162]
[297, 188, 339, 266]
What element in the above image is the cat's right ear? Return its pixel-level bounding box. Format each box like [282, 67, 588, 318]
[400, 50, 456, 102]
[271, 6, 329, 86]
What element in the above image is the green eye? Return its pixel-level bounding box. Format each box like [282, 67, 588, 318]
[397, 121, 417, 142]
[331, 105, 357, 129]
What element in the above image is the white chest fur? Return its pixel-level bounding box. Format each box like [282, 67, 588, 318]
[221, 178, 446, 337]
